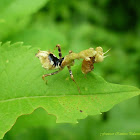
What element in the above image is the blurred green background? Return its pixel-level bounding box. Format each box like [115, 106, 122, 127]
[1, 0, 140, 140]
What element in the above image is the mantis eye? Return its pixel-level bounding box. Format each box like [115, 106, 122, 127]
[96, 55, 104, 62]
[95, 47, 103, 52]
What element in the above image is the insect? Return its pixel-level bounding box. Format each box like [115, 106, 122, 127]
[35, 44, 110, 93]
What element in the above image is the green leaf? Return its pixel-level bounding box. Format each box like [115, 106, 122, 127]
[0, 42, 139, 139]
[3, 108, 56, 139]
[0, 0, 49, 39]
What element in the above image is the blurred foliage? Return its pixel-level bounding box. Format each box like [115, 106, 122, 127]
[1, 0, 140, 139]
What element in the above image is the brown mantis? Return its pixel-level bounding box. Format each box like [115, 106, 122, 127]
[36, 44, 110, 93]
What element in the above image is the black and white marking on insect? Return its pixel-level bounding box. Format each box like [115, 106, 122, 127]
[48, 53, 64, 68]
[69, 69, 72, 75]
